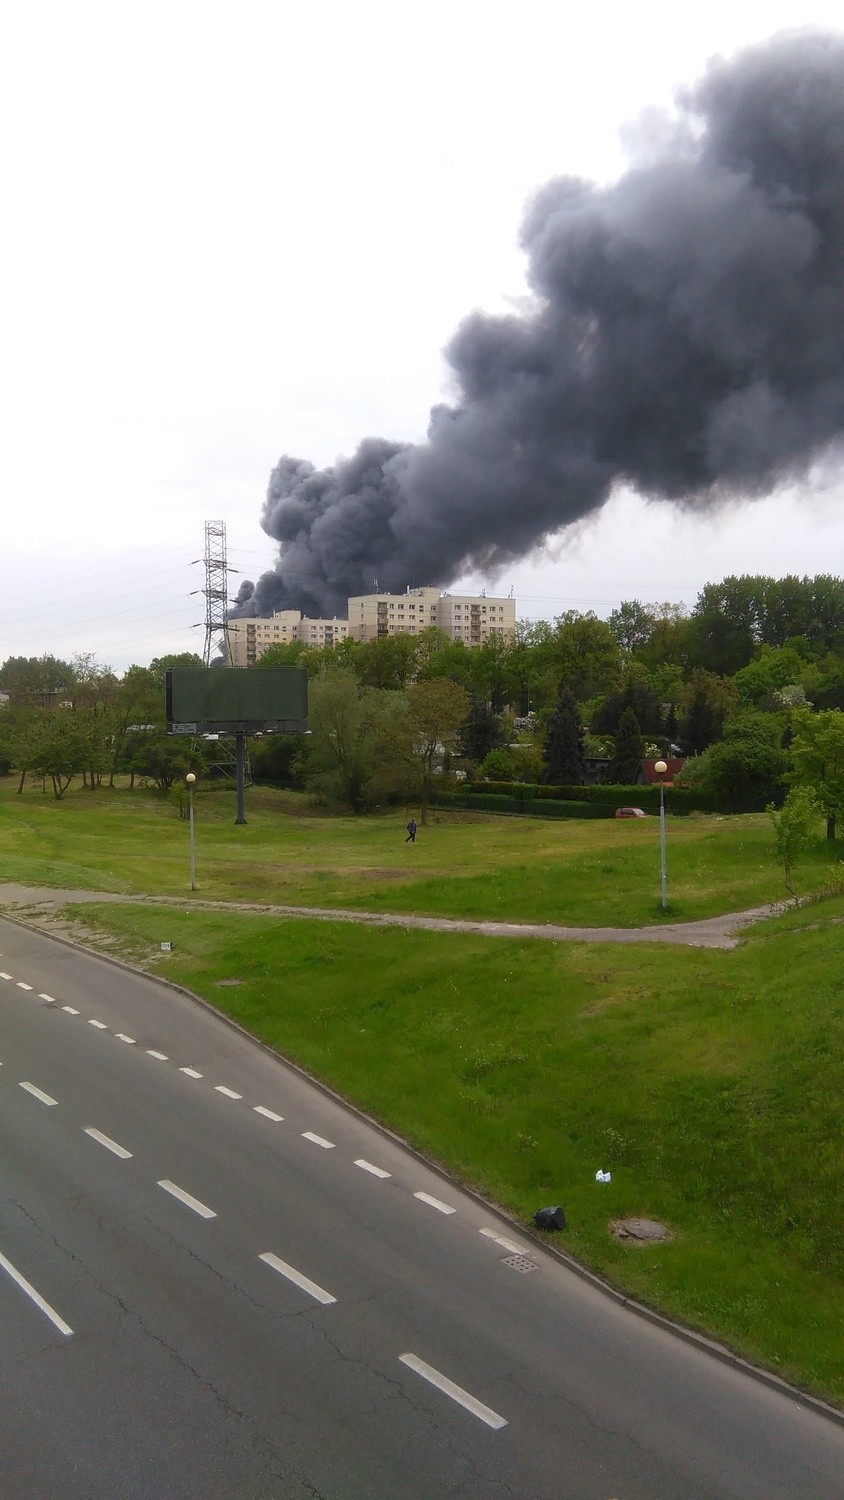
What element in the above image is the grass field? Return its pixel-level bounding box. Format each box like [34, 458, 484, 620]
[50, 895, 844, 1403]
[0, 778, 841, 923]
[2, 775, 842, 1402]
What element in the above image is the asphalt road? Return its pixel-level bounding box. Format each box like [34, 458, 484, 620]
[0, 916, 841, 1499]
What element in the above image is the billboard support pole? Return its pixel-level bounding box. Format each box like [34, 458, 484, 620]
[234, 731, 247, 825]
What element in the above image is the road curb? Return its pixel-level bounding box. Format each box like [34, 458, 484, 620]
[1, 902, 841, 1430]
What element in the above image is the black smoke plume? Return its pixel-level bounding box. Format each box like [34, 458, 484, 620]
[234, 32, 844, 619]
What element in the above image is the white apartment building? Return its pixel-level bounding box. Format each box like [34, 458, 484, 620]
[437, 592, 515, 646]
[227, 610, 349, 667]
[346, 587, 515, 644]
[346, 587, 441, 641]
[227, 589, 516, 664]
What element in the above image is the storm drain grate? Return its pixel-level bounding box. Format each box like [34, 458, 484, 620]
[503, 1254, 539, 1274]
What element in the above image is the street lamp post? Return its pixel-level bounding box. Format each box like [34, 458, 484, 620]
[654, 759, 668, 911]
[186, 773, 197, 891]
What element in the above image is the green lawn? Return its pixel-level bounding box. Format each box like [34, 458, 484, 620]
[0, 778, 841, 924]
[51, 895, 844, 1404]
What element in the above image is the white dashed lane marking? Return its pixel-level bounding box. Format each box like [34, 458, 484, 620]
[19, 1082, 58, 1107]
[479, 1227, 530, 1255]
[157, 1180, 216, 1219]
[413, 1192, 456, 1215]
[259, 1252, 337, 1306]
[84, 1128, 132, 1160]
[399, 1353, 507, 1430]
[0, 1248, 73, 1337]
[302, 1132, 335, 1150]
[2, 974, 476, 1243]
[355, 1159, 391, 1179]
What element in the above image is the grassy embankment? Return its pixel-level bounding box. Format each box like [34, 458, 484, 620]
[52, 896, 844, 1404]
[0, 779, 841, 1401]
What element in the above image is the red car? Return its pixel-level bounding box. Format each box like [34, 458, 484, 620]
[614, 806, 647, 818]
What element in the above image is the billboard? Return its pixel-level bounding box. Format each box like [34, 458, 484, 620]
[165, 667, 308, 735]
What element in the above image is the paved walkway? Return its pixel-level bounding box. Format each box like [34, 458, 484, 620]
[0, 882, 784, 948]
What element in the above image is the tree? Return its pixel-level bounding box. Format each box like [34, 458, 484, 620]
[0, 708, 13, 775]
[542, 690, 587, 784]
[676, 713, 787, 808]
[688, 575, 844, 674]
[805, 576, 844, 655]
[767, 787, 821, 896]
[401, 679, 470, 824]
[812, 653, 844, 712]
[635, 603, 692, 677]
[689, 577, 763, 674]
[411, 627, 456, 682]
[12, 710, 88, 798]
[733, 646, 816, 712]
[254, 640, 311, 670]
[679, 670, 737, 755]
[594, 681, 663, 739]
[549, 612, 622, 702]
[305, 668, 392, 812]
[356, 635, 418, 691]
[250, 733, 309, 788]
[607, 600, 653, 654]
[789, 709, 844, 841]
[128, 733, 196, 793]
[146, 652, 205, 686]
[608, 708, 643, 784]
[0, 655, 75, 709]
[467, 632, 512, 711]
[459, 696, 504, 766]
[108, 665, 162, 784]
[477, 747, 515, 780]
[507, 619, 555, 715]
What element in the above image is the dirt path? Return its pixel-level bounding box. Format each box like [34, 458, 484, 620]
[0, 882, 784, 948]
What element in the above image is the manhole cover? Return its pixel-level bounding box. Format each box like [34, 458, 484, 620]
[612, 1218, 670, 1242]
[503, 1254, 540, 1274]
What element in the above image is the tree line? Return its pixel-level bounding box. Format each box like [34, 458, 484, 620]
[0, 653, 206, 796]
[1, 574, 842, 831]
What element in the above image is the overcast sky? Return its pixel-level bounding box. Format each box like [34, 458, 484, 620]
[2, 1, 842, 671]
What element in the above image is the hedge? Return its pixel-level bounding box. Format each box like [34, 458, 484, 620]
[433, 793, 614, 818]
[444, 780, 777, 817]
[463, 780, 708, 813]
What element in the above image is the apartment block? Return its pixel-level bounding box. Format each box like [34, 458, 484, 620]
[347, 587, 515, 644]
[436, 592, 515, 645]
[227, 610, 349, 667]
[226, 589, 516, 664]
[346, 587, 441, 641]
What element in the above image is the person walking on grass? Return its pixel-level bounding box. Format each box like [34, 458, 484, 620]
[405, 817, 417, 843]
